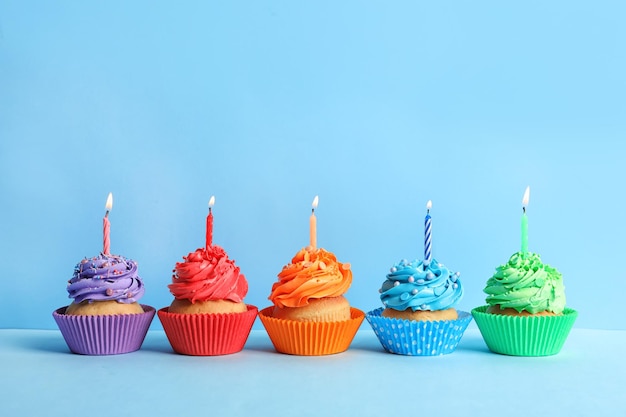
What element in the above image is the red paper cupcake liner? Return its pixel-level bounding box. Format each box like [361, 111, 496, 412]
[52, 305, 155, 355]
[366, 308, 472, 356]
[157, 305, 258, 356]
[258, 306, 365, 356]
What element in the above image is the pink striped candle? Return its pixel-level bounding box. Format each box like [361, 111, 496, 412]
[103, 193, 113, 255]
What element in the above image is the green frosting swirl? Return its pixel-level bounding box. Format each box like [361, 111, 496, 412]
[484, 252, 566, 314]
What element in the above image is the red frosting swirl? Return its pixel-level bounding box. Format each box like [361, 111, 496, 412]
[168, 245, 248, 303]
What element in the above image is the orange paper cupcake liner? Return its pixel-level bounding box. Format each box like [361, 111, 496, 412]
[157, 304, 258, 356]
[258, 306, 365, 356]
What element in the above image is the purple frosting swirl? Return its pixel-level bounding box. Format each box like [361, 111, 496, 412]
[67, 254, 145, 304]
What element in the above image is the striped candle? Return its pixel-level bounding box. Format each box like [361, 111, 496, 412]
[424, 200, 432, 264]
[103, 193, 113, 255]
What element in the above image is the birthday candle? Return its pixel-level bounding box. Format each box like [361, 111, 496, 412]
[310, 196, 318, 250]
[424, 200, 432, 264]
[206, 196, 215, 250]
[103, 193, 113, 255]
[521, 187, 530, 255]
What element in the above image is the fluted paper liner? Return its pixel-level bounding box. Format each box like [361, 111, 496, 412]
[472, 305, 578, 356]
[53, 305, 155, 355]
[158, 305, 258, 356]
[258, 306, 365, 356]
[366, 308, 472, 356]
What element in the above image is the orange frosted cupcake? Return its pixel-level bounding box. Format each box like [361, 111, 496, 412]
[259, 247, 364, 355]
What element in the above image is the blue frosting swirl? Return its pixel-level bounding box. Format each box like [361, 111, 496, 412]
[379, 258, 463, 311]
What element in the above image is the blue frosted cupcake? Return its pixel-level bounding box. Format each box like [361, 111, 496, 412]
[366, 258, 472, 356]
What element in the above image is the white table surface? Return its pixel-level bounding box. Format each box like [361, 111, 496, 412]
[1, 327, 624, 417]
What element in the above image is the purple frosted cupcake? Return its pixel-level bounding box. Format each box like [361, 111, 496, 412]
[53, 254, 155, 355]
[366, 258, 472, 356]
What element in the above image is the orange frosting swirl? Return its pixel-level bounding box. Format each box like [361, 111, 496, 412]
[168, 245, 248, 303]
[269, 248, 352, 308]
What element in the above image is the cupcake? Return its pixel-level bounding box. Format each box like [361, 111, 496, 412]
[53, 254, 155, 355]
[259, 247, 365, 355]
[158, 244, 258, 356]
[472, 251, 578, 356]
[366, 258, 472, 356]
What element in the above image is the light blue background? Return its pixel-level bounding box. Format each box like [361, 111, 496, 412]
[1, 1, 624, 330]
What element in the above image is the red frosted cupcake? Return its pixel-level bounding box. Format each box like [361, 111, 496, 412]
[158, 197, 257, 355]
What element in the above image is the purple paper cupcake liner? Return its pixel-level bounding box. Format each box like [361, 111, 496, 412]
[366, 308, 472, 356]
[53, 305, 155, 355]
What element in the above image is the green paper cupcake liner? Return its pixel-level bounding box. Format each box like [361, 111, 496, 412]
[471, 305, 578, 356]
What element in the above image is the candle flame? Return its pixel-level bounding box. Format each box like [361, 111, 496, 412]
[522, 186, 530, 208]
[312, 195, 319, 210]
[426, 200, 432, 210]
[105, 193, 113, 211]
[208, 195, 215, 208]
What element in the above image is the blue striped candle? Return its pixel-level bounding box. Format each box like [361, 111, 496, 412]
[424, 200, 432, 264]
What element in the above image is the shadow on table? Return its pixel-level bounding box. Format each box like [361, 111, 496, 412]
[12, 331, 73, 354]
[348, 336, 388, 353]
[15, 330, 173, 355]
[456, 335, 491, 353]
[140, 332, 177, 355]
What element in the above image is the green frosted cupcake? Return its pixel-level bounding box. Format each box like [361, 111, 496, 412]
[472, 252, 577, 356]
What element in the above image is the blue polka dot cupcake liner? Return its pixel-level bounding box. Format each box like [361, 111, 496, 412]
[366, 308, 472, 356]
